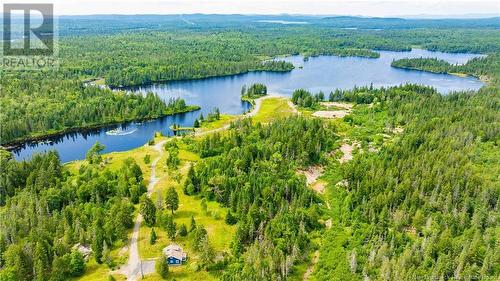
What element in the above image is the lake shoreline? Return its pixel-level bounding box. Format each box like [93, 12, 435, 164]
[12, 50, 486, 162]
[390, 65, 490, 84]
[111, 66, 295, 89]
[1, 105, 201, 151]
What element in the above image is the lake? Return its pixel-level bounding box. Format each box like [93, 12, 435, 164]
[11, 49, 485, 162]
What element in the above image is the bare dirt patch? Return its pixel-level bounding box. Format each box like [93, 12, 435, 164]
[312, 110, 350, 119]
[299, 165, 324, 185]
[335, 179, 349, 188]
[325, 219, 332, 229]
[392, 127, 404, 134]
[311, 181, 326, 194]
[303, 250, 320, 281]
[339, 141, 360, 163]
[319, 102, 353, 110]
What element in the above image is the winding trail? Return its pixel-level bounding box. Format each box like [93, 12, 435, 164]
[116, 95, 297, 279]
[118, 140, 166, 281]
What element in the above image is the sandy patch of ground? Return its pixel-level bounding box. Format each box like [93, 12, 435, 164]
[287, 100, 300, 114]
[298, 165, 326, 194]
[336, 179, 349, 188]
[392, 127, 404, 134]
[325, 219, 332, 229]
[339, 141, 360, 163]
[312, 110, 350, 119]
[303, 250, 320, 281]
[311, 180, 327, 194]
[312, 102, 353, 119]
[319, 102, 353, 110]
[299, 165, 324, 185]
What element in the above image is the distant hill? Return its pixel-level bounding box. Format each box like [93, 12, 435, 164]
[1, 14, 498, 38]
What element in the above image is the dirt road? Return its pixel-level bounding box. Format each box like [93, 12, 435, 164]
[119, 140, 165, 281]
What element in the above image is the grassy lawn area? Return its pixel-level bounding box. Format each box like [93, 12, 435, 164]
[65, 135, 166, 181]
[67, 98, 300, 280]
[136, 141, 235, 280]
[72, 244, 128, 281]
[252, 97, 295, 124]
[142, 269, 216, 281]
[68, 135, 170, 281]
[199, 114, 237, 131]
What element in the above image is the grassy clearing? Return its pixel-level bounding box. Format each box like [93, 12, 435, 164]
[142, 161, 236, 255]
[65, 138, 164, 181]
[136, 140, 235, 280]
[70, 97, 300, 280]
[73, 244, 128, 281]
[69, 135, 170, 281]
[252, 97, 295, 124]
[199, 114, 237, 131]
[142, 269, 216, 281]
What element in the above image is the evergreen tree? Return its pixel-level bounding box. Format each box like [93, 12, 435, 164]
[200, 237, 215, 268]
[189, 216, 197, 232]
[156, 255, 169, 279]
[201, 198, 208, 214]
[150, 228, 157, 245]
[33, 242, 49, 281]
[165, 186, 179, 214]
[225, 211, 237, 225]
[69, 250, 85, 277]
[103, 241, 112, 267]
[178, 224, 188, 237]
[166, 216, 177, 240]
[140, 195, 157, 226]
[86, 142, 105, 164]
[92, 211, 105, 264]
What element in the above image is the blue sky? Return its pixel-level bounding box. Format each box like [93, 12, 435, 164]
[6, 0, 500, 17]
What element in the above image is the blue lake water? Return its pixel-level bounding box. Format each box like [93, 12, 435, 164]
[12, 49, 485, 162]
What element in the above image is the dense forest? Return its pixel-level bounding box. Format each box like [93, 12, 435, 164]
[392, 54, 500, 84]
[311, 84, 499, 280]
[0, 146, 144, 280]
[241, 83, 268, 102]
[2, 18, 499, 147]
[59, 27, 499, 87]
[1, 83, 498, 280]
[0, 72, 198, 145]
[1, 15, 499, 281]
[185, 117, 335, 280]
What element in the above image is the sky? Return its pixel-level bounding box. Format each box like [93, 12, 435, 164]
[4, 0, 500, 17]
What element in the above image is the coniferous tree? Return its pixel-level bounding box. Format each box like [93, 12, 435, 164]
[156, 255, 169, 279]
[165, 216, 177, 240]
[178, 224, 188, 237]
[69, 250, 85, 277]
[165, 187, 179, 214]
[140, 196, 157, 227]
[93, 211, 105, 264]
[189, 216, 197, 233]
[225, 211, 237, 225]
[150, 228, 157, 245]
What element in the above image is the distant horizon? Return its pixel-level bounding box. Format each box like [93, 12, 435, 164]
[3, 0, 499, 18]
[61, 13, 500, 19]
[5, 12, 500, 20]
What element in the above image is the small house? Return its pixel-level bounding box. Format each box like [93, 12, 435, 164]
[163, 243, 187, 265]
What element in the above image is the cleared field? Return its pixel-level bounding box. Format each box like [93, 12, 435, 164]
[71, 97, 298, 280]
[252, 97, 296, 123]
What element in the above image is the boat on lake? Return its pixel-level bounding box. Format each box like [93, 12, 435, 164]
[106, 128, 138, 136]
